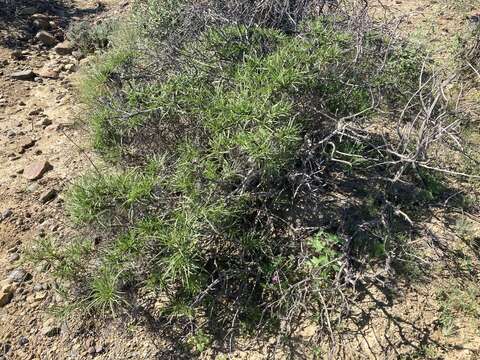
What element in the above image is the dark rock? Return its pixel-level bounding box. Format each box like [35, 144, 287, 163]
[18, 337, 29, 346]
[10, 70, 35, 81]
[18, 7, 37, 16]
[0, 284, 14, 307]
[39, 189, 57, 204]
[0, 209, 12, 221]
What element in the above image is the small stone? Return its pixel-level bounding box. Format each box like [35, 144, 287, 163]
[0, 284, 14, 307]
[37, 67, 59, 79]
[7, 253, 19, 263]
[26, 183, 39, 193]
[7, 246, 17, 254]
[33, 18, 50, 30]
[18, 337, 29, 346]
[42, 321, 61, 337]
[23, 160, 52, 180]
[35, 31, 57, 47]
[19, 138, 36, 150]
[40, 118, 52, 126]
[39, 189, 57, 204]
[54, 41, 74, 55]
[87, 346, 96, 355]
[0, 341, 11, 355]
[8, 269, 31, 283]
[95, 344, 104, 354]
[10, 70, 35, 80]
[1, 209, 12, 221]
[64, 63, 76, 72]
[18, 7, 37, 16]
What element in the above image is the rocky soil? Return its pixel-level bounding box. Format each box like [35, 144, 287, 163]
[0, 1, 162, 359]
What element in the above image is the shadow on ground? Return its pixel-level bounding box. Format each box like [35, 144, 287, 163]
[0, 0, 105, 48]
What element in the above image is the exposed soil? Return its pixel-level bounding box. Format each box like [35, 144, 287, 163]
[0, 0, 479, 359]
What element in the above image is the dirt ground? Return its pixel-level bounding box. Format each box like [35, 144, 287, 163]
[0, 0, 479, 359]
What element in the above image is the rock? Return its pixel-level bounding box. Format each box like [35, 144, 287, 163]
[42, 319, 61, 337]
[54, 41, 74, 55]
[36, 118, 52, 127]
[37, 67, 59, 79]
[10, 70, 35, 80]
[64, 63, 76, 72]
[19, 7, 37, 16]
[0, 209, 12, 221]
[0, 284, 14, 307]
[0, 341, 11, 355]
[95, 344, 104, 354]
[26, 183, 39, 193]
[23, 160, 52, 180]
[39, 189, 57, 204]
[19, 138, 36, 150]
[7, 253, 19, 263]
[33, 18, 50, 30]
[35, 31, 57, 47]
[18, 337, 29, 346]
[87, 346, 96, 355]
[8, 269, 31, 283]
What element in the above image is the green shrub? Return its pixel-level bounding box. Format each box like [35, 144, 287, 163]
[47, 0, 465, 354]
[66, 162, 160, 224]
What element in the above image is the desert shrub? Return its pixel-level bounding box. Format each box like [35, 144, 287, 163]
[40, 0, 472, 355]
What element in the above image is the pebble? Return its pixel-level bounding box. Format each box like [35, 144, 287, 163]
[41, 319, 61, 337]
[39, 188, 57, 204]
[0, 209, 12, 221]
[18, 7, 37, 16]
[19, 138, 36, 150]
[54, 41, 74, 56]
[8, 269, 31, 283]
[10, 70, 35, 81]
[0, 284, 14, 307]
[35, 31, 57, 47]
[7, 253, 20, 263]
[18, 337, 29, 346]
[36, 118, 52, 127]
[23, 160, 52, 180]
[33, 18, 50, 30]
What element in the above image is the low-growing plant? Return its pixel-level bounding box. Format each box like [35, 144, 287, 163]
[38, 0, 477, 355]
